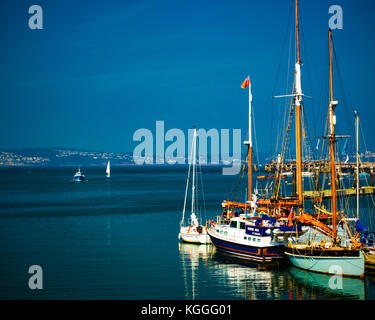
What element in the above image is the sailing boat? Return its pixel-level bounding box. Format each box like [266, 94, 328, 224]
[106, 161, 111, 178]
[178, 127, 210, 244]
[285, 28, 364, 277]
[208, 77, 307, 261]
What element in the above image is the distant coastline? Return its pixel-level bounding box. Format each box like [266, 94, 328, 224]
[0, 147, 134, 167]
[1, 147, 373, 167]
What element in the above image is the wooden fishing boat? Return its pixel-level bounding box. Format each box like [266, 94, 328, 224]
[285, 14, 364, 277]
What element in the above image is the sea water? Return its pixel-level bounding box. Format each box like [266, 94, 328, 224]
[0, 166, 374, 300]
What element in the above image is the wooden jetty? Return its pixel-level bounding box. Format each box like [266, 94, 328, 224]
[264, 160, 375, 174]
[303, 186, 375, 200]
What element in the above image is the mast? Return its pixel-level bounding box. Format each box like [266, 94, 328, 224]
[295, 0, 303, 207]
[181, 128, 195, 229]
[191, 127, 197, 216]
[329, 29, 338, 241]
[248, 77, 253, 203]
[355, 111, 360, 220]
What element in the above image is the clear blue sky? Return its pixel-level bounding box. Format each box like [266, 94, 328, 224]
[0, 0, 374, 155]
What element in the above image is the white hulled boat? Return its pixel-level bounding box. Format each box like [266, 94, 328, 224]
[178, 127, 210, 244]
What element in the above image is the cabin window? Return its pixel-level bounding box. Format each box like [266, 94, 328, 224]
[257, 239, 261, 242]
[230, 221, 237, 228]
[253, 238, 256, 241]
[244, 236, 247, 240]
[239, 222, 245, 229]
[216, 229, 219, 233]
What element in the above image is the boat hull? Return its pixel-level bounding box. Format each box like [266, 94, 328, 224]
[179, 226, 211, 244]
[208, 229, 283, 262]
[74, 176, 85, 182]
[180, 233, 210, 244]
[285, 248, 365, 277]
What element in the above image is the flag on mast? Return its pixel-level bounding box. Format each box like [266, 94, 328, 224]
[241, 76, 250, 89]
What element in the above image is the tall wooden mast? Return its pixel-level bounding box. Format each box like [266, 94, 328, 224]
[295, 0, 303, 207]
[355, 111, 360, 220]
[329, 29, 338, 241]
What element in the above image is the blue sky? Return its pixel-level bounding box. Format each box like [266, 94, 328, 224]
[0, 0, 374, 155]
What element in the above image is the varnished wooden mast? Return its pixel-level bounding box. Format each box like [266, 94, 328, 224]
[329, 29, 337, 241]
[295, 0, 303, 207]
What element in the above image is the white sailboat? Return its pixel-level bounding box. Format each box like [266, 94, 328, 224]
[106, 161, 111, 178]
[178, 127, 210, 244]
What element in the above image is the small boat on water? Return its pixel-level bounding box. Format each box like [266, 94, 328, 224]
[73, 168, 85, 182]
[106, 161, 111, 178]
[178, 127, 210, 244]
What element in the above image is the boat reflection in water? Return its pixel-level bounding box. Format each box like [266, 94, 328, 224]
[178, 243, 367, 300]
[178, 243, 214, 300]
[288, 266, 365, 300]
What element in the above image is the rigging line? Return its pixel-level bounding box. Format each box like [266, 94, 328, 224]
[359, 118, 369, 156]
[252, 104, 260, 169]
[298, 4, 316, 140]
[331, 36, 355, 141]
[181, 139, 194, 228]
[228, 155, 247, 201]
[276, 23, 294, 159]
[271, 5, 293, 159]
[315, 38, 330, 146]
[197, 156, 207, 223]
[275, 26, 294, 159]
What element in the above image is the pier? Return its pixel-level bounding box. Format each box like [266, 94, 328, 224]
[303, 186, 375, 200]
[264, 161, 375, 174]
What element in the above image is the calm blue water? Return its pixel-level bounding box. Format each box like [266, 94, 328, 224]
[0, 166, 374, 300]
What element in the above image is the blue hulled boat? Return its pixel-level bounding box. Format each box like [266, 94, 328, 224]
[73, 169, 85, 182]
[208, 214, 306, 262]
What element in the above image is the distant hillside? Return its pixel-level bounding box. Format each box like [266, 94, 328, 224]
[0, 147, 134, 167]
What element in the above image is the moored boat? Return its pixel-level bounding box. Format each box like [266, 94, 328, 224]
[208, 76, 307, 261]
[208, 214, 307, 262]
[178, 127, 210, 244]
[285, 20, 364, 277]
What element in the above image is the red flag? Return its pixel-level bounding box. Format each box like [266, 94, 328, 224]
[241, 76, 250, 89]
